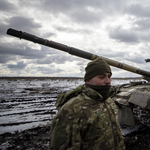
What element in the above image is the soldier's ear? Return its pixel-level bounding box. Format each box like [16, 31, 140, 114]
[85, 80, 90, 84]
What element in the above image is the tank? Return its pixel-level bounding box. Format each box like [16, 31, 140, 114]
[111, 80, 150, 127]
[7, 28, 150, 127]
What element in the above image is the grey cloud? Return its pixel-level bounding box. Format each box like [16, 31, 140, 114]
[0, 16, 53, 38]
[40, 47, 59, 55]
[43, 32, 56, 39]
[36, 56, 53, 64]
[134, 19, 150, 30]
[124, 54, 147, 64]
[7, 61, 27, 69]
[0, 24, 9, 37]
[37, 66, 63, 75]
[0, 45, 46, 63]
[70, 8, 103, 24]
[96, 48, 127, 58]
[76, 61, 87, 74]
[0, 16, 42, 39]
[76, 60, 88, 67]
[6, 16, 42, 33]
[36, 54, 74, 64]
[42, 0, 101, 12]
[40, 0, 125, 24]
[0, 0, 126, 30]
[80, 66, 85, 74]
[125, 3, 150, 18]
[40, 47, 60, 55]
[56, 27, 90, 34]
[42, 0, 124, 13]
[95, 47, 146, 65]
[126, 57, 146, 64]
[0, 54, 16, 63]
[132, 58, 146, 64]
[0, 0, 16, 12]
[109, 27, 139, 43]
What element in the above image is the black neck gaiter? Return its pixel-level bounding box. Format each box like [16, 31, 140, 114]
[86, 84, 111, 100]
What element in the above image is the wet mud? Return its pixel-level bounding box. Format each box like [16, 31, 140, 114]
[124, 125, 150, 150]
[0, 125, 51, 150]
[0, 123, 150, 150]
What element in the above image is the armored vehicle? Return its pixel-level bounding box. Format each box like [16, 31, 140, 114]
[7, 28, 150, 127]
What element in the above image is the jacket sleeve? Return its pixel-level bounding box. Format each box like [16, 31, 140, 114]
[50, 106, 83, 150]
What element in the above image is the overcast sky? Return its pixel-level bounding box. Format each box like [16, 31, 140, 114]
[0, 0, 150, 78]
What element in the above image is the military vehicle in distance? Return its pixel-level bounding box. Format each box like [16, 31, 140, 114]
[7, 28, 150, 127]
[145, 59, 150, 63]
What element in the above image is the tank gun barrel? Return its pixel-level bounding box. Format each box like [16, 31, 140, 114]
[7, 28, 150, 78]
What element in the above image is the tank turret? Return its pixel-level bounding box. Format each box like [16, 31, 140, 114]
[7, 28, 150, 127]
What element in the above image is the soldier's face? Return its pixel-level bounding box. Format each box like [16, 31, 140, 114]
[85, 73, 111, 86]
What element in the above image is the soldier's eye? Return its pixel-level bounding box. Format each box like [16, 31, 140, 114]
[99, 75, 105, 79]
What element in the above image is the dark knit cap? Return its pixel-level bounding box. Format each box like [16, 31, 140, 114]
[84, 58, 112, 81]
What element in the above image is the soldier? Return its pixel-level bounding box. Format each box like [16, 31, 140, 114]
[50, 58, 125, 150]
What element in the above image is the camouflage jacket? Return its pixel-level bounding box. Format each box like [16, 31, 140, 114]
[50, 84, 125, 150]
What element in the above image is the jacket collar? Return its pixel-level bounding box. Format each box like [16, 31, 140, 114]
[83, 84, 104, 101]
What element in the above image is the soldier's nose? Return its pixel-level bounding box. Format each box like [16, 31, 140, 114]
[105, 77, 111, 85]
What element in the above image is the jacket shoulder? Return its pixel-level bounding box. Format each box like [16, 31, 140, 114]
[56, 85, 85, 110]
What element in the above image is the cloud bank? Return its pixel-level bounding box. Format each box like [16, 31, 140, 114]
[0, 0, 150, 77]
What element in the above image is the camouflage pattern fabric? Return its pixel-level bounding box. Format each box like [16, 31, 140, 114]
[50, 84, 125, 150]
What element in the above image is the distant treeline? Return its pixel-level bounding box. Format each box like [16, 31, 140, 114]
[0, 76, 83, 80]
[0, 76, 142, 80]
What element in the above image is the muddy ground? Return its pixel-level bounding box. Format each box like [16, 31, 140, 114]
[0, 124, 150, 150]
